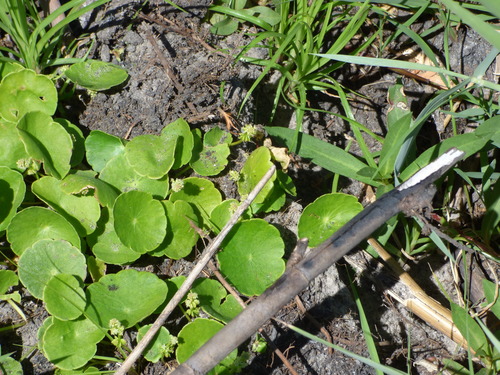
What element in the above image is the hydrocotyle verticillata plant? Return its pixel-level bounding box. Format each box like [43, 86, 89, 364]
[0, 61, 368, 371]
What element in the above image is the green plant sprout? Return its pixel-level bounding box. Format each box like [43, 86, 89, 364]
[0, 269, 25, 321]
[0, 0, 112, 72]
[209, 0, 280, 36]
[211, 0, 376, 150]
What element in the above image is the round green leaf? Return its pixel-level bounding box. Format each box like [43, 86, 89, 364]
[0, 166, 25, 232]
[176, 318, 224, 363]
[190, 127, 232, 176]
[32, 176, 101, 237]
[42, 317, 105, 370]
[192, 278, 243, 323]
[210, 18, 239, 36]
[64, 60, 128, 91]
[17, 111, 72, 179]
[204, 126, 232, 147]
[99, 153, 169, 199]
[85, 269, 168, 328]
[60, 170, 118, 208]
[237, 146, 276, 204]
[85, 130, 125, 173]
[18, 239, 87, 299]
[7, 207, 81, 256]
[217, 219, 285, 296]
[160, 118, 194, 169]
[44, 274, 86, 321]
[0, 69, 57, 122]
[125, 134, 175, 178]
[113, 191, 167, 253]
[55, 118, 85, 167]
[169, 177, 222, 226]
[150, 200, 199, 259]
[298, 193, 363, 247]
[90, 207, 140, 265]
[93, 231, 141, 264]
[137, 325, 175, 363]
[0, 119, 29, 171]
[190, 137, 231, 176]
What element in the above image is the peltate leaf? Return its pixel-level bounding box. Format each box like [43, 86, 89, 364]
[0, 166, 25, 232]
[85, 269, 168, 328]
[42, 317, 105, 370]
[0, 119, 29, 171]
[125, 134, 176, 179]
[150, 200, 199, 259]
[160, 118, 194, 169]
[237, 146, 276, 204]
[32, 176, 101, 237]
[85, 130, 125, 173]
[17, 111, 72, 179]
[99, 153, 169, 199]
[298, 193, 363, 247]
[169, 177, 222, 226]
[0, 69, 57, 122]
[113, 191, 167, 253]
[18, 239, 86, 299]
[64, 60, 128, 91]
[7, 207, 80, 256]
[217, 219, 285, 296]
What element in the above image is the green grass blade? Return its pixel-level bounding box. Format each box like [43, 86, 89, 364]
[238, 23, 303, 113]
[265, 126, 381, 187]
[473, 47, 500, 77]
[393, 79, 473, 178]
[313, 1, 370, 73]
[381, 2, 432, 50]
[479, 0, 500, 18]
[209, 5, 274, 31]
[347, 267, 384, 375]
[475, 317, 500, 353]
[313, 54, 500, 92]
[35, 0, 112, 67]
[439, 0, 500, 50]
[334, 81, 378, 169]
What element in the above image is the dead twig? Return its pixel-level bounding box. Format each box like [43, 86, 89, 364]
[171, 148, 465, 375]
[367, 238, 467, 348]
[143, 28, 183, 93]
[207, 260, 301, 375]
[114, 164, 277, 375]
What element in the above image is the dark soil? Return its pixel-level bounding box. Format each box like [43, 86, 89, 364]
[1, 1, 498, 374]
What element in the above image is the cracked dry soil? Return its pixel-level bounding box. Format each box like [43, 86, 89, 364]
[1, 1, 498, 374]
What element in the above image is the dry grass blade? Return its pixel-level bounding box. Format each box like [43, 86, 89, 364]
[367, 238, 468, 348]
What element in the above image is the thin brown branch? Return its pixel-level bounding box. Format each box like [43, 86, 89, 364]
[207, 260, 301, 375]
